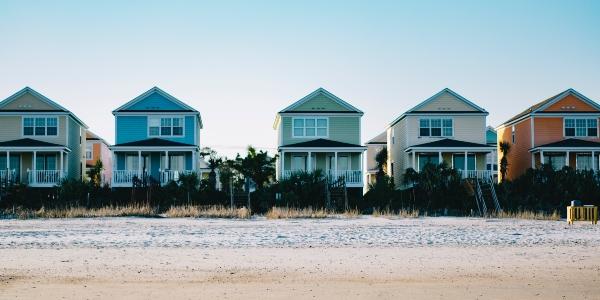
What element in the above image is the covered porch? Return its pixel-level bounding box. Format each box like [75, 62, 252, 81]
[110, 139, 199, 187]
[405, 139, 496, 180]
[0, 138, 70, 187]
[278, 140, 367, 187]
[530, 138, 600, 171]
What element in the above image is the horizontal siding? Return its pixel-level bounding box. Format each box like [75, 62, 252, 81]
[414, 91, 479, 112]
[291, 93, 350, 112]
[498, 119, 531, 181]
[0, 92, 57, 110]
[406, 115, 486, 146]
[543, 95, 598, 112]
[116, 115, 196, 145]
[67, 117, 85, 180]
[281, 116, 360, 146]
[0, 115, 67, 145]
[127, 92, 186, 111]
[534, 117, 600, 147]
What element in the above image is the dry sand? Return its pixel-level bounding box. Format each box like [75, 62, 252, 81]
[0, 217, 599, 299]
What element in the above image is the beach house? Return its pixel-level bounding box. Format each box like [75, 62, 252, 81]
[85, 131, 112, 185]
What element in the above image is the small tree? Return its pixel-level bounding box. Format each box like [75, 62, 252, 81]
[86, 160, 104, 189]
[499, 141, 511, 181]
[233, 146, 277, 190]
[374, 147, 388, 179]
[178, 173, 199, 205]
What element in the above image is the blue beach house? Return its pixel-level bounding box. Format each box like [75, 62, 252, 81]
[110, 87, 203, 187]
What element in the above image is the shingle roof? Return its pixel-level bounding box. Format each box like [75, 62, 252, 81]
[281, 138, 363, 148]
[113, 138, 196, 147]
[367, 131, 387, 144]
[408, 138, 493, 149]
[534, 138, 600, 149]
[0, 138, 66, 147]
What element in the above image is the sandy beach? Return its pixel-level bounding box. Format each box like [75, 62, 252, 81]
[1, 217, 599, 299]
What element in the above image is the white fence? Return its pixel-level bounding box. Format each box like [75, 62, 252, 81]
[282, 169, 363, 184]
[27, 170, 65, 186]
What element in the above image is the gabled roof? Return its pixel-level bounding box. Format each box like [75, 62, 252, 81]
[86, 131, 109, 146]
[280, 138, 364, 148]
[113, 87, 199, 113]
[0, 138, 69, 150]
[112, 138, 197, 147]
[500, 89, 600, 126]
[367, 131, 387, 145]
[279, 88, 363, 114]
[389, 88, 487, 127]
[531, 138, 600, 149]
[405, 138, 493, 151]
[0, 87, 88, 128]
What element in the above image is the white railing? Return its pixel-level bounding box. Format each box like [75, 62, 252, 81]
[0, 169, 17, 183]
[160, 170, 195, 184]
[112, 170, 144, 186]
[281, 169, 363, 184]
[27, 170, 65, 186]
[460, 170, 493, 180]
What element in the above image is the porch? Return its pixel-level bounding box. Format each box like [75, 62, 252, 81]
[0, 138, 70, 187]
[405, 139, 496, 180]
[111, 149, 199, 187]
[530, 139, 600, 171]
[278, 150, 365, 187]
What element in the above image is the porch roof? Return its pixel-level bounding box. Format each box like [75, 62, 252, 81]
[111, 138, 198, 151]
[530, 138, 600, 152]
[0, 138, 70, 152]
[279, 138, 366, 151]
[405, 138, 494, 152]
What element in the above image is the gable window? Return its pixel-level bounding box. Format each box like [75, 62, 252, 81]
[419, 118, 452, 137]
[149, 116, 184, 137]
[293, 117, 328, 138]
[23, 117, 58, 136]
[565, 118, 597, 137]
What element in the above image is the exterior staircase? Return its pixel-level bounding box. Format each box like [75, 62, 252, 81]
[472, 176, 501, 216]
[326, 177, 348, 211]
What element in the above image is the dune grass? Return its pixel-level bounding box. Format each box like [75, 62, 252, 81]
[2, 205, 159, 219]
[489, 210, 561, 221]
[265, 207, 360, 219]
[164, 205, 251, 219]
[372, 208, 420, 219]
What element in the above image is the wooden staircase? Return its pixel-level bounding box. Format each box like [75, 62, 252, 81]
[472, 176, 501, 216]
[326, 177, 348, 211]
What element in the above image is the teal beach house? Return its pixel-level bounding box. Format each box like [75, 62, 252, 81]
[110, 87, 202, 187]
[274, 88, 366, 193]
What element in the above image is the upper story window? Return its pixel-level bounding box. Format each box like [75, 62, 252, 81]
[565, 118, 597, 137]
[85, 144, 93, 160]
[293, 117, 328, 138]
[511, 126, 516, 144]
[23, 117, 58, 136]
[149, 116, 184, 137]
[419, 118, 452, 137]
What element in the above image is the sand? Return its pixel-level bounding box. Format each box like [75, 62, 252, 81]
[0, 217, 599, 299]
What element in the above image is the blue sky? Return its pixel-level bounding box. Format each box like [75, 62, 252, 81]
[1, 0, 599, 157]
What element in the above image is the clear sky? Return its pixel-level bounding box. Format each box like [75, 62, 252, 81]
[1, 0, 599, 157]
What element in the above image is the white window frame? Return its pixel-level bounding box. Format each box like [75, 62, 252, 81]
[292, 117, 329, 138]
[418, 118, 453, 137]
[148, 116, 185, 138]
[22, 116, 59, 137]
[564, 118, 598, 138]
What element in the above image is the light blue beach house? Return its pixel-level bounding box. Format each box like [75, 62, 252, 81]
[110, 87, 203, 187]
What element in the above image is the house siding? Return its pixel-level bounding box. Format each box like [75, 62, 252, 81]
[290, 94, 351, 112]
[406, 115, 486, 146]
[67, 117, 85, 180]
[0, 92, 58, 111]
[413, 91, 479, 112]
[0, 115, 68, 145]
[280, 115, 360, 146]
[127, 92, 187, 111]
[543, 94, 597, 112]
[497, 119, 531, 181]
[115, 115, 196, 145]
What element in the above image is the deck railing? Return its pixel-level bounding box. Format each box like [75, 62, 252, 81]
[160, 170, 195, 185]
[0, 169, 17, 183]
[281, 169, 363, 184]
[460, 170, 493, 180]
[27, 170, 65, 186]
[112, 170, 145, 186]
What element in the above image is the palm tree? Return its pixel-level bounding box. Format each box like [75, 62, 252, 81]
[499, 141, 511, 181]
[374, 147, 388, 180]
[178, 173, 199, 205]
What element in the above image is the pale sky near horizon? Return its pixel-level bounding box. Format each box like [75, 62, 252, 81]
[1, 0, 599, 158]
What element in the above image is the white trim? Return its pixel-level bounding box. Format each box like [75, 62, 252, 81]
[111, 146, 198, 151]
[114, 111, 200, 116]
[21, 116, 59, 138]
[113, 87, 198, 113]
[147, 115, 185, 138]
[291, 117, 329, 139]
[280, 87, 363, 114]
[278, 147, 366, 152]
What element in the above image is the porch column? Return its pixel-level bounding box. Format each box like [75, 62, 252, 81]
[165, 151, 169, 169]
[593, 151, 597, 172]
[192, 151, 197, 171]
[360, 152, 364, 174]
[417, 153, 420, 172]
[531, 153, 535, 169]
[540, 151, 545, 165]
[307, 151, 312, 172]
[412, 152, 416, 169]
[60, 151, 64, 174]
[137, 150, 142, 175]
[438, 151, 442, 165]
[6, 151, 9, 171]
[280, 151, 285, 179]
[565, 151, 570, 167]
[464, 151, 468, 172]
[334, 151, 338, 173]
[33, 151, 37, 183]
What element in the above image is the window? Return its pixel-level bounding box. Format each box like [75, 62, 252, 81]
[511, 126, 516, 144]
[292, 117, 328, 138]
[565, 118, 597, 137]
[419, 118, 452, 137]
[418, 154, 439, 171]
[576, 154, 593, 171]
[149, 117, 184, 137]
[544, 155, 565, 170]
[23, 117, 58, 136]
[85, 145, 92, 160]
[453, 154, 476, 171]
